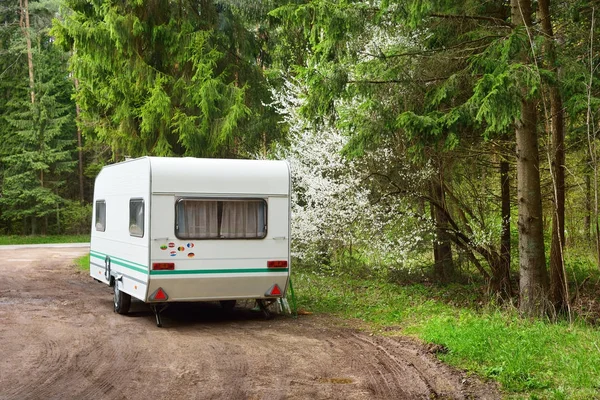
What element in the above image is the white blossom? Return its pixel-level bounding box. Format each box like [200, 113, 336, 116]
[269, 77, 433, 272]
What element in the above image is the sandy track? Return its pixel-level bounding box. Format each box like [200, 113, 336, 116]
[0, 246, 499, 399]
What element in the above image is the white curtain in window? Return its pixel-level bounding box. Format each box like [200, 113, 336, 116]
[180, 201, 219, 238]
[221, 201, 264, 238]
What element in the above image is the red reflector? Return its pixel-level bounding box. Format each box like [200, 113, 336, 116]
[267, 260, 288, 268]
[271, 284, 282, 296]
[265, 284, 282, 297]
[151, 287, 168, 301]
[152, 263, 174, 270]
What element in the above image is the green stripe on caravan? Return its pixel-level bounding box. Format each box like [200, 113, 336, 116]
[90, 251, 289, 276]
[90, 251, 148, 274]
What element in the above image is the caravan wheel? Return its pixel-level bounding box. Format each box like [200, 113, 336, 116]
[114, 283, 131, 315]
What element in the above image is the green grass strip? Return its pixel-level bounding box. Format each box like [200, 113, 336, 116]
[0, 234, 90, 245]
[76, 254, 90, 272]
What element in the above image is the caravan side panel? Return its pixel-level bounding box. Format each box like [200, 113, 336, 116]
[90, 158, 151, 301]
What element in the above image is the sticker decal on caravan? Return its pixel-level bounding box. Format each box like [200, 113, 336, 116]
[160, 244, 167, 250]
[177, 246, 185, 251]
[187, 253, 195, 258]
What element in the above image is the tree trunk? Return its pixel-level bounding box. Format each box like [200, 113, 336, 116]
[74, 79, 85, 202]
[430, 175, 454, 283]
[515, 99, 549, 315]
[585, 7, 600, 269]
[19, 0, 35, 105]
[512, 0, 549, 316]
[490, 158, 512, 297]
[539, 0, 568, 313]
[585, 172, 591, 244]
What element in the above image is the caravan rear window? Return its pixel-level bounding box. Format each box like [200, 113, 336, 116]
[175, 199, 267, 239]
[95, 200, 106, 232]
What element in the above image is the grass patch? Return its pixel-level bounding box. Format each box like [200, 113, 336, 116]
[292, 271, 600, 399]
[0, 234, 90, 245]
[76, 254, 90, 272]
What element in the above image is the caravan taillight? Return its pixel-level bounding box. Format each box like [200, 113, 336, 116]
[152, 262, 175, 270]
[267, 260, 288, 269]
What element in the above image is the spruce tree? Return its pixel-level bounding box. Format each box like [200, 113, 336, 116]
[0, 0, 76, 234]
[54, 0, 284, 159]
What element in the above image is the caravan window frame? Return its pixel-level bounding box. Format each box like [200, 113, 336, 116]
[129, 198, 145, 238]
[95, 200, 106, 232]
[174, 197, 268, 240]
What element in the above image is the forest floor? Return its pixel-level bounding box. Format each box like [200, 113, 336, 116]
[0, 245, 499, 400]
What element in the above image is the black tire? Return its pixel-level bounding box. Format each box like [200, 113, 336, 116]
[114, 283, 131, 315]
[219, 300, 237, 311]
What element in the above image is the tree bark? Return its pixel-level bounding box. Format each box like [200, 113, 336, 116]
[74, 79, 84, 202]
[585, 172, 591, 244]
[515, 98, 549, 315]
[512, 0, 549, 316]
[19, 0, 35, 105]
[490, 158, 512, 297]
[430, 170, 454, 283]
[539, 0, 568, 313]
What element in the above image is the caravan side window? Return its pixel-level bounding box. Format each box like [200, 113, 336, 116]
[175, 199, 267, 240]
[95, 200, 106, 232]
[129, 199, 144, 237]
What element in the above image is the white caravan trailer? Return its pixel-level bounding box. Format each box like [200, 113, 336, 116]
[90, 157, 290, 326]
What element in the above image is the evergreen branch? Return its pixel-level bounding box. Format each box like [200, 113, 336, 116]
[429, 13, 513, 28]
[363, 35, 504, 59]
[348, 76, 452, 85]
[0, 54, 22, 79]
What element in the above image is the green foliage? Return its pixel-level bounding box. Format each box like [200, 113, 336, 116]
[59, 201, 92, 234]
[0, 1, 78, 234]
[54, 0, 283, 159]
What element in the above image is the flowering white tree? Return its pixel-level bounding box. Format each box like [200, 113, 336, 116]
[269, 78, 433, 273]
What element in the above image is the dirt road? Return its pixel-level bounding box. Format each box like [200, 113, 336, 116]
[0, 246, 498, 399]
